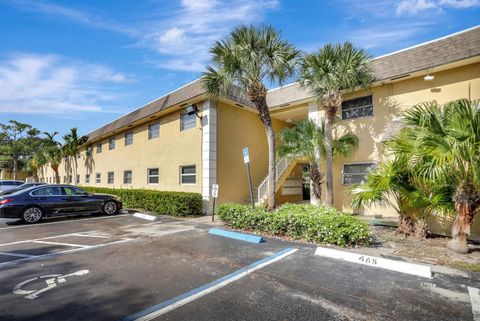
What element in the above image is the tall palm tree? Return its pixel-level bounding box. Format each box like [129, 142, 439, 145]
[278, 118, 358, 202]
[202, 25, 301, 210]
[299, 42, 373, 206]
[42, 131, 62, 184]
[388, 99, 480, 253]
[26, 151, 47, 182]
[63, 128, 88, 185]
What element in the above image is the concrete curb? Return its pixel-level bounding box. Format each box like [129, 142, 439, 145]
[133, 213, 159, 222]
[315, 247, 432, 278]
[208, 228, 265, 244]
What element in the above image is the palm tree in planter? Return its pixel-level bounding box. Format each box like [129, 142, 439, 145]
[299, 42, 374, 206]
[278, 118, 358, 204]
[63, 128, 88, 185]
[388, 99, 480, 253]
[42, 131, 62, 184]
[202, 25, 301, 210]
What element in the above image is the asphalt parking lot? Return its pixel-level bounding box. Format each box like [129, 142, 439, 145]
[0, 214, 478, 321]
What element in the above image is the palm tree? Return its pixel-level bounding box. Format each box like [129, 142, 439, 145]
[26, 151, 47, 182]
[42, 131, 62, 184]
[278, 118, 358, 203]
[63, 128, 88, 185]
[299, 42, 374, 206]
[202, 25, 301, 210]
[388, 99, 480, 253]
[350, 158, 453, 238]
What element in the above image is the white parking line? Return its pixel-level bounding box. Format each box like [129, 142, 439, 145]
[32, 240, 91, 248]
[70, 233, 110, 239]
[0, 231, 97, 247]
[0, 251, 37, 258]
[0, 214, 130, 230]
[0, 238, 134, 269]
[469, 287, 480, 321]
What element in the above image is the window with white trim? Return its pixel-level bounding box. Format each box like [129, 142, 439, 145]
[96, 142, 102, 153]
[180, 165, 196, 184]
[123, 170, 132, 184]
[107, 171, 114, 184]
[109, 137, 116, 150]
[180, 111, 196, 131]
[148, 122, 160, 139]
[125, 131, 133, 146]
[96, 173, 101, 184]
[342, 163, 376, 185]
[147, 168, 159, 184]
[85, 174, 90, 184]
[342, 95, 373, 120]
[86, 146, 92, 156]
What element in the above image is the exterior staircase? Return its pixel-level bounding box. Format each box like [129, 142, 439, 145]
[256, 156, 299, 206]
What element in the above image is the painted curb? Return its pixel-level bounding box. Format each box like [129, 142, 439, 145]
[208, 228, 265, 244]
[468, 287, 480, 321]
[133, 213, 159, 222]
[315, 247, 432, 278]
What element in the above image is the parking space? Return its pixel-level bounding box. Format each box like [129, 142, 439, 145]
[0, 214, 478, 321]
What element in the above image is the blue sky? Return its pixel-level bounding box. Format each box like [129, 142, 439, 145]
[0, 0, 479, 138]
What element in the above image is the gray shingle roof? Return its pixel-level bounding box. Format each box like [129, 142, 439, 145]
[87, 26, 479, 141]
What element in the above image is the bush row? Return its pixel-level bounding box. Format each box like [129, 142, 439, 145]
[217, 203, 371, 246]
[81, 186, 203, 217]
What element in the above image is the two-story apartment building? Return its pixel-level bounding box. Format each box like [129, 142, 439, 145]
[37, 26, 480, 234]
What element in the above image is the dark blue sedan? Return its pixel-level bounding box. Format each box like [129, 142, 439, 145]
[0, 185, 122, 223]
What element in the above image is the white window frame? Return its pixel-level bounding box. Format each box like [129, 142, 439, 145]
[123, 170, 132, 184]
[95, 173, 101, 184]
[85, 174, 90, 184]
[86, 146, 93, 156]
[125, 131, 133, 146]
[180, 165, 196, 185]
[342, 162, 376, 185]
[180, 111, 196, 131]
[148, 122, 160, 140]
[107, 171, 114, 184]
[147, 168, 159, 185]
[96, 142, 102, 153]
[341, 95, 374, 120]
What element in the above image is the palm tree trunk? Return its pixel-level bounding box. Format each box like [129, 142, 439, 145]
[52, 165, 60, 184]
[73, 156, 78, 185]
[13, 158, 17, 181]
[247, 83, 275, 210]
[310, 161, 323, 204]
[448, 184, 479, 253]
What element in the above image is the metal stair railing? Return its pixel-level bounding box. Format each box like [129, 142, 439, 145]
[257, 156, 295, 203]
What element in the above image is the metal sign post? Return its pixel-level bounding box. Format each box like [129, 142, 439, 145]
[211, 184, 219, 222]
[243, 147, 255, 208]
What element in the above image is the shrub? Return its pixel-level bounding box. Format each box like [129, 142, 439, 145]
[217, 203, 371, 246]
[81, 186, 202, 217]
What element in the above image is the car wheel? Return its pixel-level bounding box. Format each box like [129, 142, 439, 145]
[21, 206, 43, 224]
[102, 201, 118, 215]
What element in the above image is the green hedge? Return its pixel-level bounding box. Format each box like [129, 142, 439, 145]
[81, 187, 202, 217]
[217, 203, 371, 246]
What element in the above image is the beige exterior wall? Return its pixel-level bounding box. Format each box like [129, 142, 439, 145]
[216, 101, 289, 204]
[39, 107, 204, 194]
[0, 169, 29, 181]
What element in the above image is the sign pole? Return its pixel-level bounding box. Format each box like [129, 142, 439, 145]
[211, 184, 219, 222]
[243, 147, 255, 208]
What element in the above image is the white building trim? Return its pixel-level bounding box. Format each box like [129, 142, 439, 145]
[202, 100, 217, 214]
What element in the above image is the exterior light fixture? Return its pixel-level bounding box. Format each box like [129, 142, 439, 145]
[424, 74, 435, 81]
[186, 104, 202, 119]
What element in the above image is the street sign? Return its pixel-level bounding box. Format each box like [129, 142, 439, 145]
[242, 147, 249, 164]
[211, 184, 219, 198]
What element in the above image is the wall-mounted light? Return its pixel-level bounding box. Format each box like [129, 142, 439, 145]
[186, 104, 202, 119]
[424, 74, 435, 81]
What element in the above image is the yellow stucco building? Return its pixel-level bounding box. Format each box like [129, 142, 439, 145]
[37, 27, 480, 234]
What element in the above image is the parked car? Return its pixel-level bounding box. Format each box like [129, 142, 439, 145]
[0, 180, 24, 192]
[0, 182, 46, 196]
[0, 184, 122, 223]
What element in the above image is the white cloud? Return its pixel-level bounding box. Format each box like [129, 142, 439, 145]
[0, 54, 134, 115]
[141, 0, 280, 72]
[396, 0, 480, 15]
